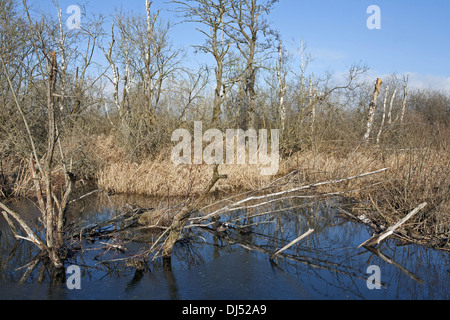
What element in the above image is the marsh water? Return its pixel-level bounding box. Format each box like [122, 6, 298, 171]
[0, 193, 448, 300]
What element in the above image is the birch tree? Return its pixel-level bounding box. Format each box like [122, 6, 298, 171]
[110, 1, 182, 156]
[399, 74, 409, 124]
[376, 84, 389, 144]
[294, 38, 313, 114]
[276, 40, 287, 132]
[103, 22, 122, 119]
[363, 78, 383, 143]
[387, 87, 397, 126]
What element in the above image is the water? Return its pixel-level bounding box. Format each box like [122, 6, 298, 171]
[0, 194, 448, 300]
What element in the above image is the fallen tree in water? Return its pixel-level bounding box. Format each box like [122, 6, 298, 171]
[160, 165, 228, 262]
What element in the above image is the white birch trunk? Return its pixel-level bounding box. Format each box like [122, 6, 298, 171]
[277, 40, 287, 132]
[104, 23, 121, 117]
[363, 78, 383, 143]
[387, 88, 397, 125]
[376, 84, 389, 144]
[309, 77, 315, 130]
[399, 75, 409, 124]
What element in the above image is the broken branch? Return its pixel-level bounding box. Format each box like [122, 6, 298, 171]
[359, 203, 427, 248]
[271, 229, 315, 259]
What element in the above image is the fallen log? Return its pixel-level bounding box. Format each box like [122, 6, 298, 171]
[358, 203, 427, 248]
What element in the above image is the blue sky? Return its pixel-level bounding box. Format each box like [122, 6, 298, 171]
[33, 0, 450, 90]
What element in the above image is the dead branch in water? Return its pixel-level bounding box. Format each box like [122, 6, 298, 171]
[132, 167, 390, 262]
[271, 229, 315, 259]
[365, 246, 424, 284]
[194, 167, 389, 223]
[0, 202, 47, 252]
[160, 165, 228, 259]
[359, 203, 427, 248]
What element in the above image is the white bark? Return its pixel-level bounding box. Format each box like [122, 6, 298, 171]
[363, 78, 383, 143]
[277, 40, 287, 132]
[387, 88, 397, 125]
[104, 23, 121, 115]
[376, 84, 389, 144]
[309, 77, 316, 130]
[399, 75, 409, 123]
[359, 203, 427, 248]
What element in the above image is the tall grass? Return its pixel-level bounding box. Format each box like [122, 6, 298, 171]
[97, 147, 274, 197]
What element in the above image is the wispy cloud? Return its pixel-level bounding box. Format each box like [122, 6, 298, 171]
[406, 73, 450, 92]
[364, 71, 450, 92]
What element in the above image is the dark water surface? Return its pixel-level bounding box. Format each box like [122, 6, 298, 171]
[0, 194, 448, 300]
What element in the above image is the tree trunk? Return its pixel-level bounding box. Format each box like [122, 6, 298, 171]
[212, 60, 224, 125]
[162, 166, 227, 260]
[45, 51, 64, 269]
[376, 84, 389, 144]
[246, 67, 257, 129]
[277, 41, 287, 132]
[387, 88, 397, 125]
[399, 75, 409, 124]
[363, 78, 383, 143]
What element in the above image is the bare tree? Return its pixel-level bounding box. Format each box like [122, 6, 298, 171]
[107, 1, 183, 157]
[122, 2, 181, 115]
[293, 38, 313, 113]
[0, 49, 72, 269]
[0, 0, 105, 270]
[103, 22, 123, 120]
[226, 0, 279, 129]
[309, 76, 316, 131]
[387, 87, 397, 126]
[172, 0, 233, 125]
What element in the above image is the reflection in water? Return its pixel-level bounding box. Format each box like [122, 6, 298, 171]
[0, 193, 449, 299]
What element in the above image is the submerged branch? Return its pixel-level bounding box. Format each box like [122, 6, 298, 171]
[271, 229, 315, 259]
[0, 202, 46, 251]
